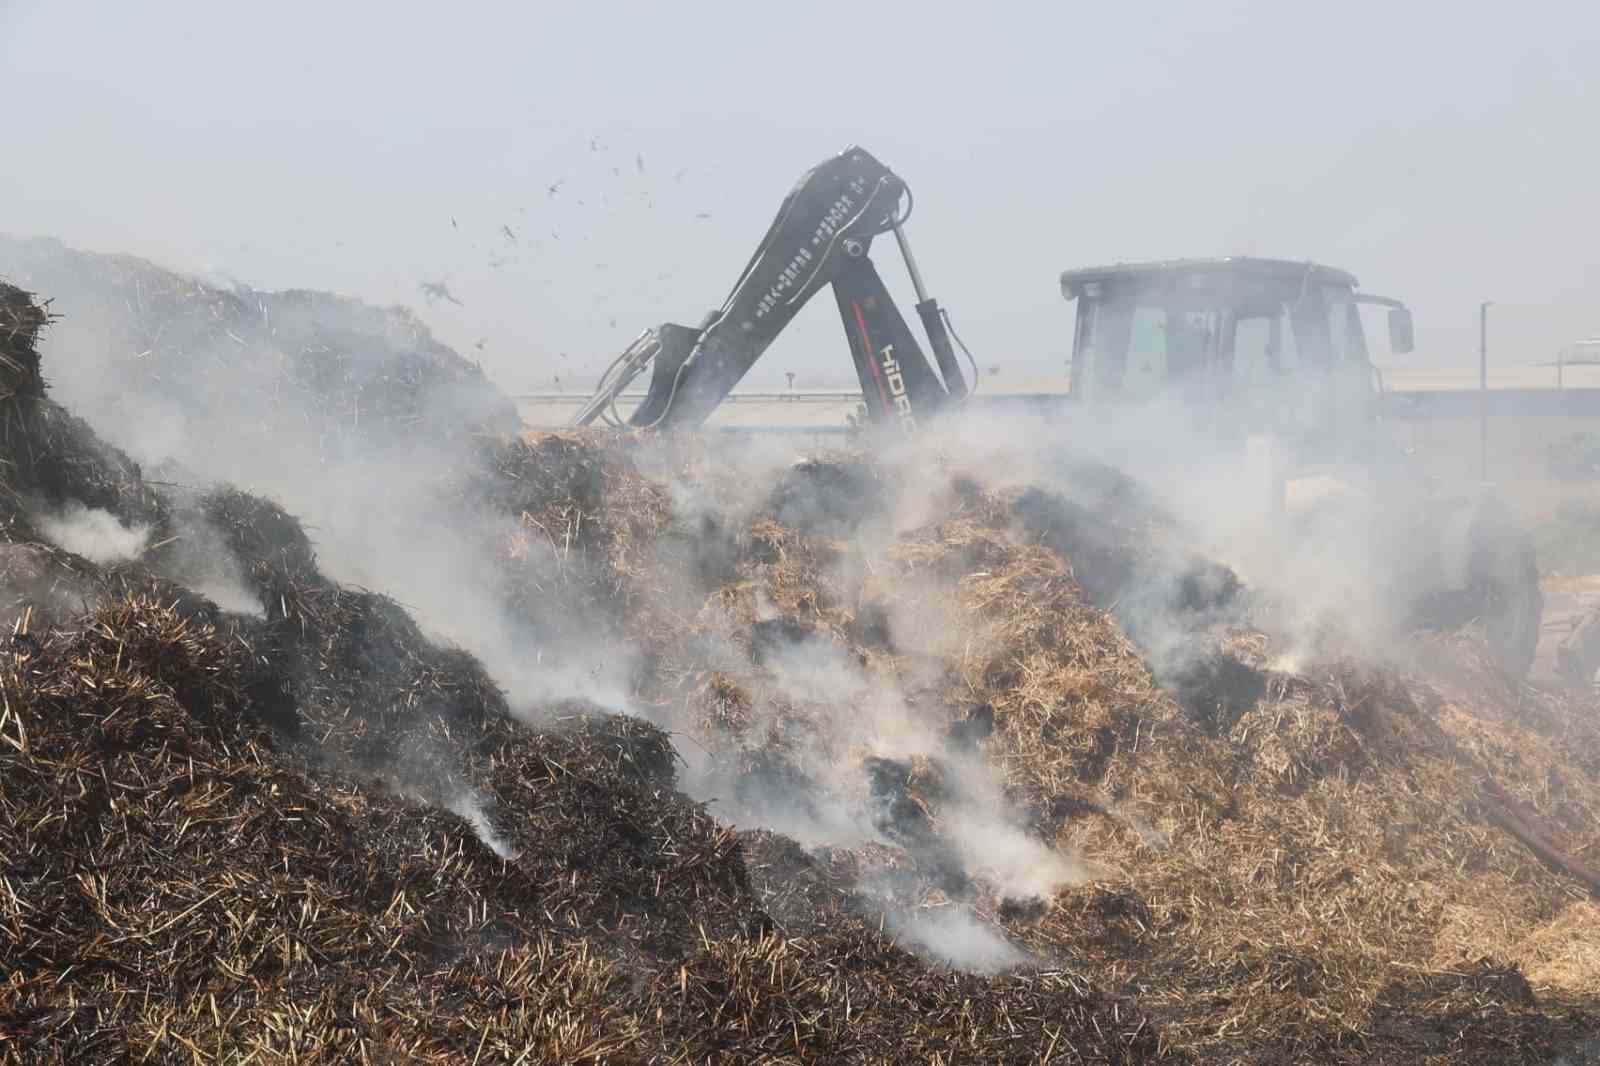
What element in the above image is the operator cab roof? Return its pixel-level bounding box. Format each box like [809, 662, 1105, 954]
[1060, 257, 1359, 298]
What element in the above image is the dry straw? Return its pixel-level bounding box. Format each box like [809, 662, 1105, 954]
[2, 276, 1599, 1062]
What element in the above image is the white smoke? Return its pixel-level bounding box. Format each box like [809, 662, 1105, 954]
[163, 507, 267, 617]
[884, 907, 1024, 974]
[687, 587, 1084, 907]
[447, 791, 518, 861]
[33, 502, 150, 563]
[875, 397, 1444, 680]
[939, 765, 1086, 899]
[12, 243, 1379, 973]
[191, 575, 266, 618]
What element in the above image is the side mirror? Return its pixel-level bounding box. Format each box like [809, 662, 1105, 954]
[1388, 307, 1415, 354]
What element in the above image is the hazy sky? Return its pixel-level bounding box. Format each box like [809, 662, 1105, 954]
[2, 0, 1595, 393]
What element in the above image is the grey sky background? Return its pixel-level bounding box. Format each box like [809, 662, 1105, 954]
[1, 0, 1595, 393]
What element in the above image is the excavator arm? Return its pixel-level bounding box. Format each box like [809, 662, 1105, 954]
[575, 146, 970, 432]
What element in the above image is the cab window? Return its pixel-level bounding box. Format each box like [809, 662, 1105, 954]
[1229, 307, 1300, 386]
[1074, 291, 1215, 401]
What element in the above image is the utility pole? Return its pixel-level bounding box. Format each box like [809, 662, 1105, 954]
[1479, 301, 1492, 480]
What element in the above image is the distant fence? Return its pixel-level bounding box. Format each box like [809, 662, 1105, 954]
[518, 388, 1600, 439]
[514, 391, 861, 405]
[1380, 388, 1600, 419]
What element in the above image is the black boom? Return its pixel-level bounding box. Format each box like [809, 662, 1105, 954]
[832, 256, 950, 433]
[575, 145, 969, 432]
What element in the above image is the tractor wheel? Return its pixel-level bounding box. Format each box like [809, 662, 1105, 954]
[1476, 518, 1543, 678]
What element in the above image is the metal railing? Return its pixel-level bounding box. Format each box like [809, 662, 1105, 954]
[518, 390, 861, 405]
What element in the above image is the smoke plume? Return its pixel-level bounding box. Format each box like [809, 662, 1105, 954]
[884, 907, 1024, 974]
[33, 501, 150, 564]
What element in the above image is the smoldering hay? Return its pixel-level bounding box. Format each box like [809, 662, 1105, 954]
[4, 255, 1600, 1063]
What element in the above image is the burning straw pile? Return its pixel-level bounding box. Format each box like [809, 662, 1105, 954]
[7, 260, 1600, 1064]
[0, 281, 1152, 1062]
[598, 438, 1600, 1062]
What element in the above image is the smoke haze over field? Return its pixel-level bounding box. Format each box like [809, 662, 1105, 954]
[0, 232, 1535, 947]
[0, 0, 1591, 980]
[1, 1, 1596, 395]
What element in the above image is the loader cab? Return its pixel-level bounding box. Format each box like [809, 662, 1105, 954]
[1061, 258, 1412, 462]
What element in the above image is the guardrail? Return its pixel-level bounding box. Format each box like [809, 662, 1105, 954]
[514, 391, 861, 404]
[1379, 388, 1600, 418]
[517, 388, 1600, 432]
